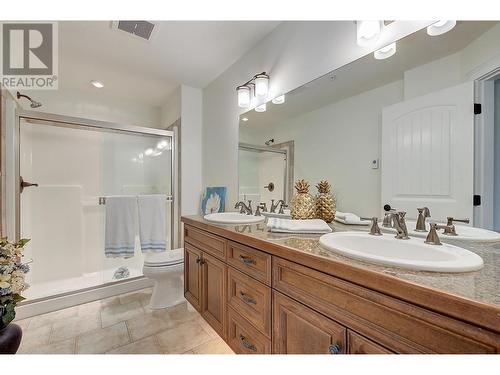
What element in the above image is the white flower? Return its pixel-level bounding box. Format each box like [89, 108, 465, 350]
[205, 193, 221, 214]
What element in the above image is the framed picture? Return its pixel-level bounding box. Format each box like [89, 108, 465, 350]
[201, 186, 227, 214]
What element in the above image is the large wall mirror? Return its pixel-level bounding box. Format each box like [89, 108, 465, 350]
[238, 21, 500, 231]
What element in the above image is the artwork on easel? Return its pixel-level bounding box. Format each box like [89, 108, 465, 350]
[201, 186, 227, 214]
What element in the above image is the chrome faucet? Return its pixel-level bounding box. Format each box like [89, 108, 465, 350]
[415, 207, 431, 232]
[389, 212, 409, 240]
[360, 217, 382, 236]
[442, 217, 470, 236]
[382, 208, 396, 227]
[270, 199, 285, 213]
[234, 200, 253, 215]
[425, 223, 452, 245]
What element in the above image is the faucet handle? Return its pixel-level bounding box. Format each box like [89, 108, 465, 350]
[361, 217, 382, 236]
[417, 207, 431, 217]
[278, 204, 288, 215]
[446, 217, 470, 226]
[258, 202, 267, 212]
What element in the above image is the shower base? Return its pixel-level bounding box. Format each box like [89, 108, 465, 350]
[24, 267, 143, 301]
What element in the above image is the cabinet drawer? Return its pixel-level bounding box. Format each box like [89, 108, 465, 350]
[273, 291, 347, 354]
[348, 330, 393, 354]
[273, 257, 499, 354]
[227, 307, 271, 354]
[226, 241, 271, 285]
[227, 266, 272, 337]
[184, 225, 226, 260]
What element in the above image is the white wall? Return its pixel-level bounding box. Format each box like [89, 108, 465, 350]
[14, 89, 162, 129]
[180, 85, 203, 216]
[202, 21, 433, 207]
[161, 87, 181, 128]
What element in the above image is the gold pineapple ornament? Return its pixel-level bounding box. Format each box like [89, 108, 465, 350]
[315, 180, 336, 223]
[290, 179, 316, 219]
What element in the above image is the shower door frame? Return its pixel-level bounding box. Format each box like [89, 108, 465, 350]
[12, 109, 178, 305]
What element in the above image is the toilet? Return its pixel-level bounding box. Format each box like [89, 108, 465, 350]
[142, 248, 185, 309]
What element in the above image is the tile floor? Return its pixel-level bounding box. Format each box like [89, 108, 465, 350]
[14, 288, 234, 354]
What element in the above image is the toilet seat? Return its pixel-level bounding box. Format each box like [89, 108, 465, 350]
[144, 248, 184, 267]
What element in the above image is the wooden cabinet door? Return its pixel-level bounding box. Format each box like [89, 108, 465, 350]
[184, 244, 202, 311]
[348, 330, 393, 354]
[201, 252, 227, 338]
[273, 291, 346, 354]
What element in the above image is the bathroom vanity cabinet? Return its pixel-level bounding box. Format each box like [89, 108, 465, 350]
[182, 217, 500, 354]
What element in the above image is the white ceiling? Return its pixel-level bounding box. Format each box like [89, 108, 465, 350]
[57, 21, 280, 106]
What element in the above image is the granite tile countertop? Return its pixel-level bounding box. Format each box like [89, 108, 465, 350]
[184, 216, 500, 307]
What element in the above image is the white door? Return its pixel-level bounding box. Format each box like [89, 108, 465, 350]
[381, 81, 474, 223]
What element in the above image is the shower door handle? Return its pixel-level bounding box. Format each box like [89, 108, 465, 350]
[20, 176, 39, 193]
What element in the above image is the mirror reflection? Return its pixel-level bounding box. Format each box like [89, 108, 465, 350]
[239, 21, 500, 235]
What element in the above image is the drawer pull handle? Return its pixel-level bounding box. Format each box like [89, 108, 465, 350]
[195, 257, 201, 264]
[239, 291, 257, 305]
[329, 344, 341, 354]
[239, 334, 257, 352]
[239, 255, 256, 266]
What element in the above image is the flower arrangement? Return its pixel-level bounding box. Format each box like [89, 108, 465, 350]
[0, 237, 30, 330]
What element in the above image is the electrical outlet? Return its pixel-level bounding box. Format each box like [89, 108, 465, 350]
[371, 158, 379, 169]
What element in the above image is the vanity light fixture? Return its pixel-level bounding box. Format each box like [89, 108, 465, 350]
[237, 85, 251, 108]
[356, 21, 383, 47]
[374, 42, 396, 60]
[426, 20, 456, 36]
[236, 72, 270, 107]
[272, 94, 286, 104]
[90, 80, 104, 88]
[255, 103, 266, 112]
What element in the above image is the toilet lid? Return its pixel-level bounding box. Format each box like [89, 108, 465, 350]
[144, 248, 184, 267]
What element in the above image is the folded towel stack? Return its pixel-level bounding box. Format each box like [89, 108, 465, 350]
[334, 211, 371, 226]
[267, 218, 332, 234]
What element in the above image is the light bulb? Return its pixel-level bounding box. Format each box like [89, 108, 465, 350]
[241, 117, 248, 122]
[374, 42, 396, 60]
[90, 80, 104, 88]
[272, 95, 285, 104]
[254, 74, 269, 100]
[157, 140, 168, 149]
[237, 86, 251, 108]
[356, 21, 383, 47]
[427, 21, 456, 36]
[255, 103, 266, 112]
[144, 148, 153, 156]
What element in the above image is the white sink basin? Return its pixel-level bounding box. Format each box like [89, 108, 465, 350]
[204, 212, 265, 224]
[383, 220, 500, 242]
[319, 232, 483, 273]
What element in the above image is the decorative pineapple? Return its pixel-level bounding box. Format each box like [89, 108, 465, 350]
[315, 180, 336, 223]
[290, 179, 316, 219]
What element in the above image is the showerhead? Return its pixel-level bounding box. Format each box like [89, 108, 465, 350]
[16, 91, 42, 108]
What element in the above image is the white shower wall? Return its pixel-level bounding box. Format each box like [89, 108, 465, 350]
[20, 120, 172, 299]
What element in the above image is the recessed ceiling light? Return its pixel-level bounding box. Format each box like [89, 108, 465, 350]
[427, 21, 456, 36]
[241, 117, 249, 122]
[90, 80, 104, 88]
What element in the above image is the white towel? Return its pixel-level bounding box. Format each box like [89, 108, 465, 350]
[334, 211, 370, 226]
[267, 218, 332, 234]
[105, 196, 137, 258]
[137, 195, 167, 253]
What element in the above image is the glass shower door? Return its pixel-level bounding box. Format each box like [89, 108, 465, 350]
[18, 116, 174, 301]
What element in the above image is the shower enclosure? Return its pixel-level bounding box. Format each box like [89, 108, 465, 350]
[8, 110, 177, 305]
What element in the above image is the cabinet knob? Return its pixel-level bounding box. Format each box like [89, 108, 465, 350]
[329, 344, 341, 354]
[239, 334, 257, 352]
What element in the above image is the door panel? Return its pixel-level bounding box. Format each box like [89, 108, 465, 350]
[201, 252, 227, 338]
[381, 82, 474, 221]
[184, 244, 202, 311]
[273, 291, 346, 354]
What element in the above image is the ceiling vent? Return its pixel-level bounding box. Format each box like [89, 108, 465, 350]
[114, 21, 156, 41]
